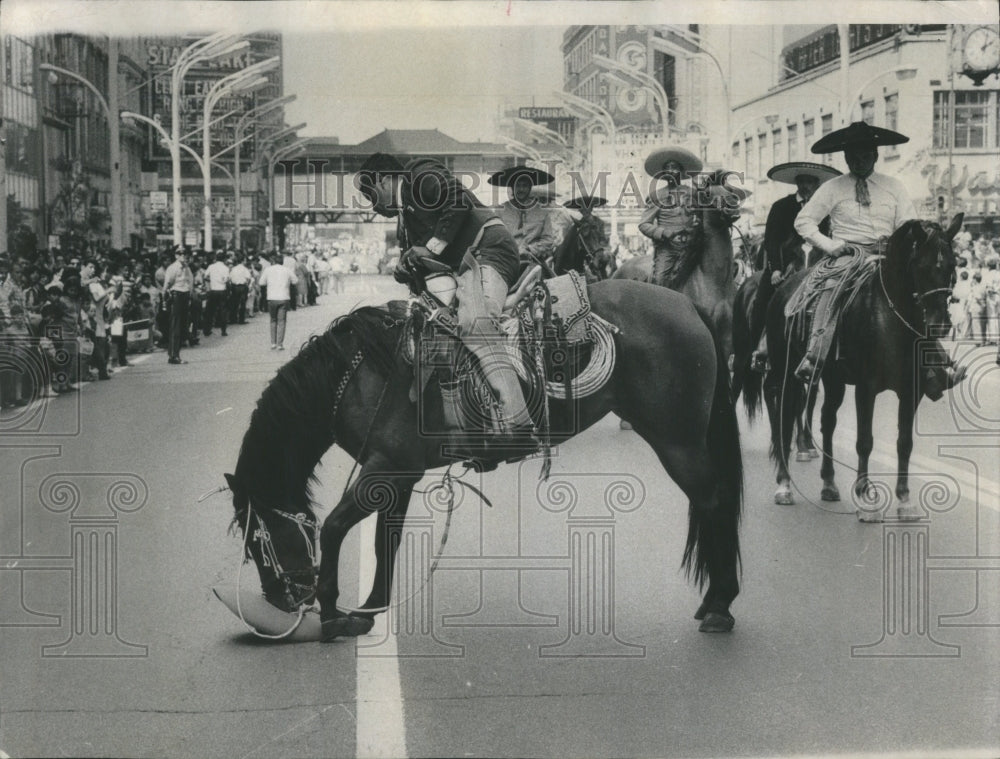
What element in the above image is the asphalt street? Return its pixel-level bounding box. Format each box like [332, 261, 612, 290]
[1, 277, 998, 758]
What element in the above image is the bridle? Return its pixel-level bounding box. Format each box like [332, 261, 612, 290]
[879, 231, 953, 338]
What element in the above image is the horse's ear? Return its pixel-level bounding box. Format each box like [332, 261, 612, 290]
[945, 213, 964, 241]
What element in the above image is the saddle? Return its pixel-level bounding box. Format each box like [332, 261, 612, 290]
[405, 269, 618, 443]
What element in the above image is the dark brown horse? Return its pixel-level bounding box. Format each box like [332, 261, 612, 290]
[613, 182, 743, 360]
[224, 279, 744, 640]
[732, 233, 820, 458]
[552, 222, 617, 281]
[742, 215, 963, 518]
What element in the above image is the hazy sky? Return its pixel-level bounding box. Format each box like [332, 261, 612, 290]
[282, 27, 565, 144]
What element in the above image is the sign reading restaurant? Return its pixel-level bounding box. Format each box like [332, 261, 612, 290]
[518, 107, 572, 120]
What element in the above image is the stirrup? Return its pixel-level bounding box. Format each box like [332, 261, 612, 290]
[750, 351, 768, 374]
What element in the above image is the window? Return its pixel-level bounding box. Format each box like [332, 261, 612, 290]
[803, 118, 815, 141]
[821, 114, 833, 165]
[933, 91, 998, 150]
[954, 91, 989, 149]
[884, 94, 899, 155]
[758, 133, 767, 178]
[787, 124, 798, 161]
[933, 92, 951, 149]
[744, 137, 753, 177]
[772, 128, 782, 166]
[861, 100, 875, 125]
[731, 142, 739, 160]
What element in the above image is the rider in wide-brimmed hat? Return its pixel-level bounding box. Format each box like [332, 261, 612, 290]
[791, 122, 965, 398]
[749, 162, 841, 371]
[491, 165, 558, 269]
[360, 152, 535, 440]
[639, 146, 704, 289]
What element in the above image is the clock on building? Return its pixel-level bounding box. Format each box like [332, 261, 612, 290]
[961, 25, 1000, 85]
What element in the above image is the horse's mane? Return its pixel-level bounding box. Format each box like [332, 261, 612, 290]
[231, 302, 407, 514]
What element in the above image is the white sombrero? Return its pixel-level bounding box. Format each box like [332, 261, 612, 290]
[644, 146, 703, 177]
[767, 162, 842, 185]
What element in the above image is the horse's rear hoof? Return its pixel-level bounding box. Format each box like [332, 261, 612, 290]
[821, 484, 841, 502]
[795, 451, 812, 462]
[698, 612, 734, 633]
[694, 601, 708, 620]
[321, 615, 374, 642]
[775, 488, 794, 505]
[808, 448, 821, 459]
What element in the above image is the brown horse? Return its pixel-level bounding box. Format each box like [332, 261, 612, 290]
[612, 182, 742, 360]
[743, 215, 963, 518]
[224, 279, 744, 640]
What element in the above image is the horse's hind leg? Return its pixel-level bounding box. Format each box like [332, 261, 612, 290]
[638, 430, 738, 631]
[765, 369, 799, 505]
[795, 383, 821, 461]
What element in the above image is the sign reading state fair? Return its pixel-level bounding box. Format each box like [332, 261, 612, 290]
[145, 35, 282, 163]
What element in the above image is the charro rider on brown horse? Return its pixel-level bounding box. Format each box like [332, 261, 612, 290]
[358, 152, 536, 439]
[638, 146, 703, 288]
[792, 121, 967, 398]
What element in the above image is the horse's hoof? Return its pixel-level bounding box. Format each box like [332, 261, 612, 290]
[896, 504, 922, 522]
[775, 488, 794, 505]
[821, 483, 841, 502]
[698, 611, 735, 633]
[808, 448, 821, 459]
[694, 601, 708, 621]
[619, 420, 633, 431]
[321, 614, 375, 642]
[856, 509, 883, 524]
[795, 451, 812, 462]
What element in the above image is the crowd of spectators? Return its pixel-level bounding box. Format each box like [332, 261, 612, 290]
[948, 230, 1000, 348]
[0, 242, 362, 409]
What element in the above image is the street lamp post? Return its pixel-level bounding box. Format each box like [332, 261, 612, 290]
[200, 56, 279, 251]
[170, 34, 250, 246]
[649, 33, 732, 164]
[264, 139, 308, 251]
[40, 40, 123, 249]
[554, 91, 619, 247]
[233, 95, 296, 252]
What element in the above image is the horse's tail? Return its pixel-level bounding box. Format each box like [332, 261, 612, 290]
[683, 310, 743, 588]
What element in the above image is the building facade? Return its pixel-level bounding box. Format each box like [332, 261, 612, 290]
[727, 24, 1000, 233]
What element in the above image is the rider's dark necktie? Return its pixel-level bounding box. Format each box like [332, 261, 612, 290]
[519, 210, 526, 230]
[855, 176, 871, 207]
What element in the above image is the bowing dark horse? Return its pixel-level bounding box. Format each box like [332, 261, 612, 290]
[613, 181, 743, 360]
[224, 279, 743, 640]
[742, 214, 963, 518]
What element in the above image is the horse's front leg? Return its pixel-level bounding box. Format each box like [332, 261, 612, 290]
[818, 376, 845, 501]
[318, 459, 416, 641]
[895, 389, 921, 521]
[853, 384, 881, 522]
[355, 479, 418, 620]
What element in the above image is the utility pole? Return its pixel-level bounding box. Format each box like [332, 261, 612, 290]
[108, 38, 123, 249]
[0, 38, 7, 253]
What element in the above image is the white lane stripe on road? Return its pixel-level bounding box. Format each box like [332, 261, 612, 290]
[355, 514, 407, 759]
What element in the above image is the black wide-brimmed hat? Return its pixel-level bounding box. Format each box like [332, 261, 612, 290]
[564, 195, 608, 210]
[810, 121, 909, 154]
[357, 152, 407, 200]
[644, 146, 703, 177]
[488, 166, 555, 187]
[767, 161, 842, 185]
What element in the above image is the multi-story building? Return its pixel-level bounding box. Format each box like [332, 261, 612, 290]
[727, 24, 1000, 233]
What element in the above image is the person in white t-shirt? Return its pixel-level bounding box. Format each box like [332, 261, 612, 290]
[258, 257, 298, 351]
[203, 251, 230, 337]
